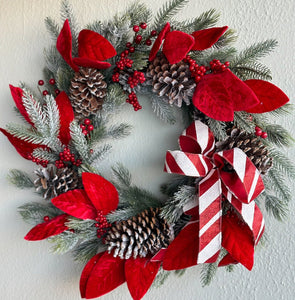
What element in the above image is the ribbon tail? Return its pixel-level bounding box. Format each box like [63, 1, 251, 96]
[197, 169, 222, 264]
[224, 188, 265, 245]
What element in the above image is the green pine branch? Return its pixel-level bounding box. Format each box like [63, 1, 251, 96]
[48, 231, 79, 254]
[70, 121, 90, 162]
[153, 0, 189, 30]
[151, 94, 177, 124]
[44, 17, 60, 40]
[88, 144, 112, 165]
[73, 239, 106, 264]
[231, 39, 278, 66]
[112, 163, 132, 188]
[7, 169, 34, 189]
[201, 262, 218, 287]
[206, 118, 227, 140]
[231, 62, 272, 81]
[263, 124, 294, 147]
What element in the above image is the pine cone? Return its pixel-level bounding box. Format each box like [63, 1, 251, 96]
[216, 127, 273, 175]
[69, 68, 107, 120]
[105, 207, 173, 259]
[146, 54, 196, 107]
[34, 164, 82, 199]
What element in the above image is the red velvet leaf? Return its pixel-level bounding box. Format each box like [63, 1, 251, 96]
[125, 257, 161, 300]
[73, 57, 111, 69]
[80, 252, 105, 298]
[149, 22, 170, 61]
[244, 79, 289, 113]
[24, 214, 68, 241]
[192, 69, 259, 121]
[56, 20, 79, 72]
[55, 92, 74, 145]
[162, 31, 195, 64]
[222, 212, 254, 270]
[51, 189, 97, 220]
[82, 173, 119, 215]
[9, 85, 34, 126]
[218, 253, 238, 267]
[0, 128, 47, 160]
[163, 222, 199, 270]
[78, 30, 117, 61]
[191, 26, 228, 50]
[84, 252, 125, 299]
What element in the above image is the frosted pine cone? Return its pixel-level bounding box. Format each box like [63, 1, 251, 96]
[34, 164, 81, 199]
[104, 207, 173, 259]
[69, 68, 107, 120]
[216, 127, 273, 175]
[146, 54, 196, 107]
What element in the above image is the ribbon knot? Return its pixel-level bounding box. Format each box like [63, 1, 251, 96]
[164, 121, 265, 269]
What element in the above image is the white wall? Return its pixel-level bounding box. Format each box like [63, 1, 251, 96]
[0, 1, 294, 299]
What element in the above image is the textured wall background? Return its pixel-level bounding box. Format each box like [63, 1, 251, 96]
[0, 0, 294, 299]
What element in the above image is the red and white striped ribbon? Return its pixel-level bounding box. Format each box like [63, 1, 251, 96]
[164, 120, 265, 264]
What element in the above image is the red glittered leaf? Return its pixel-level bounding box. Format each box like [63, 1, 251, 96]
[162, 31, 195, 64]
[149, 22, 170, 61]
[0, 128, 47, 160]
[24, 214, 68, 241]
[52, 189, 97, 220]
[78, 30, 116, 62]
[73, 57, 111, 69]
[9, 85, 34, 126]
[191, 26, 228, 50]
[222, 212, 254, 270]
[84, 252, 125, 299]
[125, 257, 161, 300]
[80, 252, 105, 298]
[218, 253, 238, 267]
[55, 92, 74, 145]
[163, 222, 199, 270]
[56, 19, 79, 72]
[82, 173, 119, 215]
[192, 69, 259, 121]
[244, 79, 289, 113]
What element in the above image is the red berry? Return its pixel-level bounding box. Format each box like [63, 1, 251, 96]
[140, 22, 147, 29]
[49, 78, 55, 85]
[261, 132, 268, 139]
[133, 25, 140, 32]
[88, 125, 94, 131]
[151, 30, 157, 36]
[129, 46, 135, 53]
[95, 223, 100, 228]
[90, 149, 94, 154]
[126, 42, 132, 48]
[82, 130, 88, 136]
[135, 35, 142, 44]
[43, 216, 50, 222]
[145, 39, 152, 46]
[84, 118, 91, 125]
[38, 80, 44, 86]
[55, 89, 60, 95]
[42, 90, 49, 96]
[255, 129, 262, 136]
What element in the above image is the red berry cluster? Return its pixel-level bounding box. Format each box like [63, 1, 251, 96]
[55, 147, 82, 169]
[80, 118, 94, 136]
[95, 211, 112, 238]
[27, 154, 49, 167]
[132, 22, 154, 46]
[184, 56, 230, 83]
[126, 91, 142, 111]
[255, 126, 268, 139]
[127, 70, 145, 88]
[38, 78, 60, 96]
[209, 59, 230, 73]
[184, 55, 208, 83]
[115, 52, 134, 70]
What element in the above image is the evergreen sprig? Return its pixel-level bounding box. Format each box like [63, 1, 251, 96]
[7, 169, 34, 189]
[153, 0, 189, 30]
[151, 94, 177, 124]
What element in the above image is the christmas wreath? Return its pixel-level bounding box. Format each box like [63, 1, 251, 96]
[1, 0, 294, 299]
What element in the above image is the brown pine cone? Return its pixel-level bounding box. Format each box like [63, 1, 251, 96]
[216, 127, 273, 175]
[146, 54, 196, 107]
[104, 207, 173, 259]
[69, 68, 107, 120]
[34, 164, 82, 199]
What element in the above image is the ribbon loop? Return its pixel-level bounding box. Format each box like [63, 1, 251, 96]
[214, 148, 264, 203]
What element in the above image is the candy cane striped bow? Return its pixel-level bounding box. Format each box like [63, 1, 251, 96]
[164, 121, 265, 268]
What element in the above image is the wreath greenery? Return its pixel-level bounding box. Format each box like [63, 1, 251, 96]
[1, 0, 294, 299]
